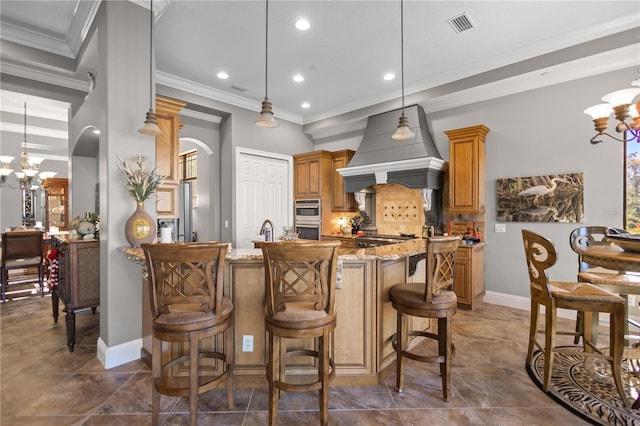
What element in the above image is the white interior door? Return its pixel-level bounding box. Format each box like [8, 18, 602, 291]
[236, 148, 292, 249]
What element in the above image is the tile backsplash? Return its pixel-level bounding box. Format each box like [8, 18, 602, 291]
[374, 183, 424, 236]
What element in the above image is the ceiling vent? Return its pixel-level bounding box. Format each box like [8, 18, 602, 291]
[231, 84, 248, 92]
[447, 12, 476, 33]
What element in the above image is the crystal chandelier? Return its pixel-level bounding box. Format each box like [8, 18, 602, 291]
[584, 79, 640, 144]
[0, 102, 52, 189]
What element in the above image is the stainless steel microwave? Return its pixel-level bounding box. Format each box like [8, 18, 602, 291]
[294, 199, 321, 223]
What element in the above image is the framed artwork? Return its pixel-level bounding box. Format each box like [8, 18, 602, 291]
[496, 172, 584, 222]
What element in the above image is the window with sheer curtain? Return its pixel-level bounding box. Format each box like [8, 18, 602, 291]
[179, 149, 197, 207]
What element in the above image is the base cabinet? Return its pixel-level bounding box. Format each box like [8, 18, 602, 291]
[453, 243, 485, 309]
[51, 237, 100, 351]
[136, 249, 425, 386]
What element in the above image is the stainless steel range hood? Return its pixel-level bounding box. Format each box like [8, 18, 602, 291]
[337, 104, 445, 192]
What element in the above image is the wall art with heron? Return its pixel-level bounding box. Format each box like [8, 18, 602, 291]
[496, 173, 584, 223]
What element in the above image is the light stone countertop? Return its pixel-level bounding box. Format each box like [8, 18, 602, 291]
[118, 238, 485, 265]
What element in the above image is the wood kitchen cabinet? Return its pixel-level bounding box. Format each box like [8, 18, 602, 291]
[155, 96, 186, 218]
[294, 150, 333, 198]
[331, 149, 356, 212]
[445, 125, 490, 214]
[293, 150, 356, 209]
[453, 243, 485, 309]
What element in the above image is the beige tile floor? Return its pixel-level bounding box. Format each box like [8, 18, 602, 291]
[1, 290, 590, 425]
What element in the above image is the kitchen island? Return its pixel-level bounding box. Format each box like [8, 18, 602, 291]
[120, 238, 476, 387]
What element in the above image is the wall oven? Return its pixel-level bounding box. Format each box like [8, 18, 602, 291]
[295, 199, 321, 223]
[294, 199, 321, 240]
[295, 222, 321, 241]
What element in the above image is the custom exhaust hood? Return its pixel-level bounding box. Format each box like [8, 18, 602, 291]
[337, 104, 445, 193]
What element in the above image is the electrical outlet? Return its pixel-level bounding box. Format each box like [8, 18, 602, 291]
[336, 259, 343, 289]
[242, 335, 253, 352]
[495, 223, 506, 233]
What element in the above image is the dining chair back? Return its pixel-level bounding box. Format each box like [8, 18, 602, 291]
[1, 230, 45, 302]
[258, 240, 340, 426]
[389, 235, 462, 401]
[522, 229, 629, 407]
[141, 242, 234, 426]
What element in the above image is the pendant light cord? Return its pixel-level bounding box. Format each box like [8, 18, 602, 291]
[23, 102, 27, 154]
[400, 0, 405, 113]
[149, 0, 154, 108]
[264, 0, 269, 100]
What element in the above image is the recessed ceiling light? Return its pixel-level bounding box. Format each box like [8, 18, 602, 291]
[295, 19, 310, 31]
[384, 73, 395, 81]
[301, 102, 310, 109]
[293, 74, 304, 82]
[217, 71, 229, 79]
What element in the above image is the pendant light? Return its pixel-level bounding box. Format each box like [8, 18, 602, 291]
[138, 0, 164, 136]
[254, 0, 279, 128]
[392, 0, 415, 141]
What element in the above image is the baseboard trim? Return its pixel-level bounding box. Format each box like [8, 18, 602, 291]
[484, 290, 609, 324]
[97, 337, 143, 369]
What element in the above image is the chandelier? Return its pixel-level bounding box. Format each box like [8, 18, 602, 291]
[0, 102, 53, 190]
[584, 79, 640, 144]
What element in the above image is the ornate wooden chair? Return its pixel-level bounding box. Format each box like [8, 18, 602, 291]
[522, 230, 629, 407]
[569, 226, 640, 343]
[389, 235, 461, 401]
[1, 230, 45, 302]
[141, 242, 234, 426]
[258, 240, 341, 426]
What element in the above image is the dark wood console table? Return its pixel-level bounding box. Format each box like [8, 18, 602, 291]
[51, 236, 99, 352]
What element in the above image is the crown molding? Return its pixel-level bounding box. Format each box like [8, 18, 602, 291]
[156, 71, 303, 125]
[180, 108, 222, 125]
[0, 62, 89, 92]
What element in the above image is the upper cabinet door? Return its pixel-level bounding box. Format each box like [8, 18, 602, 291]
[445, 125, 489, 215]
[331, 150, 356, 212]
[155, 96, 186, 218]
[293, 151, 332, 199]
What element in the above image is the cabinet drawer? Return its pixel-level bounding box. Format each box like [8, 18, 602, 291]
[456, 246, 470, 260]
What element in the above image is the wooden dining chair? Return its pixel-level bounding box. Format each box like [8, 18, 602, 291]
[1, 230, 45, 302]
[389, 235, 462, 401]
[258, 240, 341, 426]
[522, 229, 629, 408]
[141, 242, 234, 426]
[569, 226, 640, 344]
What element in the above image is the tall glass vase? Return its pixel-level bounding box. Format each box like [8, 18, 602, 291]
[125, 202, 156, 247]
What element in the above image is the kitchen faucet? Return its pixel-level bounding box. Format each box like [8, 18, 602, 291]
[259, 219, 274, 242]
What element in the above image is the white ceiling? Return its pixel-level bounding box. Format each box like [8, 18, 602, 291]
[0, 1, 639, 139]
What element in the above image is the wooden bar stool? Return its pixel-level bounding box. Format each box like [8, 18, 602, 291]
[522, 230, 629, 408]
[258, 240, 341, 426]
[389, 235, 461, 401]
[141, 242, 234, 426]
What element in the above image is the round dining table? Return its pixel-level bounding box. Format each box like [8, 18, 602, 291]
[572, 241, 640, 409]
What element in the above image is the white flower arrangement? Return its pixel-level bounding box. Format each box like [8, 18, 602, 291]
[117, 155, 166, 202]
